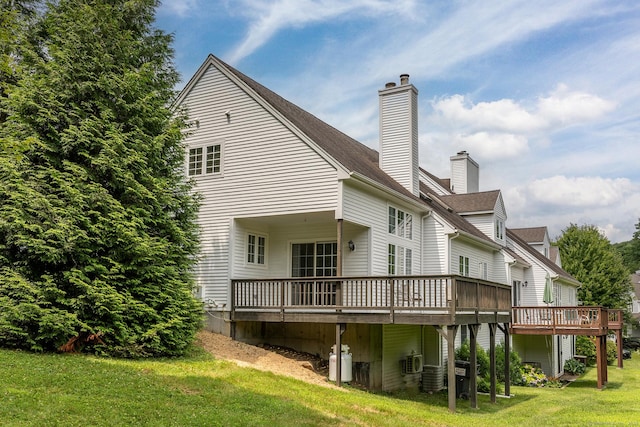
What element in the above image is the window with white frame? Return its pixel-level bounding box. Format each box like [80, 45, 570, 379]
[247, 233, 266, 265]
[495, 219, 504, 240]
[188, 143, 222, 176]
[459, 255, 469, 276]
[479, 262, 488, 280]
[388, 244, 412, 275]
[291, 242, 337, 305]
[388, 206, 413, 239]
[512, 280, 521, 306]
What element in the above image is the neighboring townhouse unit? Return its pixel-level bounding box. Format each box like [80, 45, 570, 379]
[420, 160, 582, 377]
[507, 227, 580, 376]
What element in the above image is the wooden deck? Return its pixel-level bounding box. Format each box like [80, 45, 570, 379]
[231, 275, 512, 325]
[510, 306, 623, 336]
[511, 306, 624, 390]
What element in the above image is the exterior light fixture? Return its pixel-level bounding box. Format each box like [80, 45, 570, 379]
[348, 240, 356, 251]
[523, 281, 528, 287]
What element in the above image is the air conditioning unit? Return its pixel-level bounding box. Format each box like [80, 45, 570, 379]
[402, 354, 423, 374]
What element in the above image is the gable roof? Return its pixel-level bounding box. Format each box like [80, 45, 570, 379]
[507, 228, 579, 285]
[504, 246, 532, 267]
[420, 182, 499, 248]
[510, 227, 548, 244]
[178, 54, 421, 205]
[419, 167, 451, 195]
[438, 190, 501, 214]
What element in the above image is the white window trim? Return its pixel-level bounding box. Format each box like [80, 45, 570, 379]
[495, 218, 504, 240]
[187, 140, 224, 178]
[388, 205, 413, 240]
[246, 232, 268, 267]
[479, 262, 488, 280]
[459, 255, 470, 277]
[389, 244, 412, 275]
[289, 240, 338, 277]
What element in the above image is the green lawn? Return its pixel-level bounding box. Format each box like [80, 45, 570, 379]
[1, 345, 639, 426]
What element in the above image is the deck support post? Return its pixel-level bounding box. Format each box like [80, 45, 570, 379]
[497, 322, 510, 397]
[489, 323, 497, 403]
[469, 324, 479, 409]
[615, 328, 623, 368]
[594, 335, 608, 389]
[436, 325, 459, 413]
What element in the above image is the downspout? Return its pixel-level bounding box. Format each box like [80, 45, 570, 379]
[420, 211, 432, 275]
[447, 231, 460, 275]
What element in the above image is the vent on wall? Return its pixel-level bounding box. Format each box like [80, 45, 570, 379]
[402, 354, 423, 374]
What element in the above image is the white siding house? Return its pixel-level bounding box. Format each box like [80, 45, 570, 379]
[177, 54, 590, 400]
[506, 228, 581, 376]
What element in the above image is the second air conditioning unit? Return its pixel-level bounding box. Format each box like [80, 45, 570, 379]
[402, 354, 423, 374]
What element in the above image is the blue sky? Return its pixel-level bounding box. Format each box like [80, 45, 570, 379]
[156, 0, 640, 243]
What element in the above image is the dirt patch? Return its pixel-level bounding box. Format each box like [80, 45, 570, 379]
[196, 330, 340, 389]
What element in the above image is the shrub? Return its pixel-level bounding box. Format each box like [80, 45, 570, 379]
[455, 340, 490, 377]
[607, 340, 618, 365]
[576, 336, 596, 366]
[476, 376, 504, 394]
[575, 336, 619, 366]
[563, 358, 586, 375]
[496, 341, 525, 385]
[521, 364, 548, 387]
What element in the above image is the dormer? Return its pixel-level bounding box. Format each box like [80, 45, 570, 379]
[379, 74, 419, 196]
[510, 227, 551, 259]
[439, 190, 507, 245]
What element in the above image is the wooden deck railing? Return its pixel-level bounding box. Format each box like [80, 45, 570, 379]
[511, 306, 623, 335]
[231, 275, 511, 324]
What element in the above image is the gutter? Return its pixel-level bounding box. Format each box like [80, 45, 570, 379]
[348, 171, 431, 213]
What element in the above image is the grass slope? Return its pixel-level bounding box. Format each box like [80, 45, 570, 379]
[1, 346, 639, 426]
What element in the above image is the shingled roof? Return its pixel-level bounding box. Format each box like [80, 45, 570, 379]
[420, 182, 498, 247]
[510, 227, 548, 244]
[439, 190, 501, 214]
[507, 228, 579, 285]
[197, 54, 420, 203]
[420, 167, 451, 194]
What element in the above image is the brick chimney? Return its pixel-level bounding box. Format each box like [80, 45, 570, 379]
[450, 151, 479, 194]
[379, 74, 419, 196]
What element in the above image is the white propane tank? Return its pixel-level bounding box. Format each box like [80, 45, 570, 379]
[329, 345, 353, 382]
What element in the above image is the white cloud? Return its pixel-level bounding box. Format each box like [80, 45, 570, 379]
[432, 87, 613, 135]
[454, 132, 529, 159]
[427, 86, 614, 162]
[364, 0, 606, 82]
[228, 0, 417, 63]
[159, 0, 199, 17]
[537, 84, 616, 127]
[432, 95, 544, 133]
[526, 176, 634, 207]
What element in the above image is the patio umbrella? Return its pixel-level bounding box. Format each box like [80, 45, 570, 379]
[543, 275, 554, 304]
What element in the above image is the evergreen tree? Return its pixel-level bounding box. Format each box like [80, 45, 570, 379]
[556, 224, 632, 310]
[0, 0, 202, 356]
[0, 0, 40, 125]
